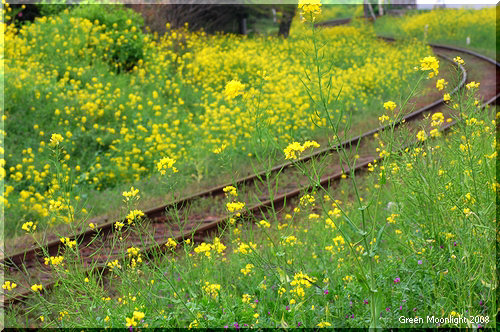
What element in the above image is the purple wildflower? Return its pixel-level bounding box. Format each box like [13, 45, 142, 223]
[234, 322, 239, 329]
[351, 314, 354, 318]
[129, 327, 133, 332]
[394, 277, 401, 283]
[224, 326, 228, 329]
[324, 289, 329, 295]
[364, 299, 369, 304]
[386, 307, 390, 312]
[399, 305, 403, 310]
[479, 300, 483, 306]
[297, 322, 302, 327]
[418, 260, 422, 265]
[413, 308, 417, 312]
[286, 306, 290, 311]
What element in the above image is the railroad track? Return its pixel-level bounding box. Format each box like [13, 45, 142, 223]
[2, 35, 498, 307]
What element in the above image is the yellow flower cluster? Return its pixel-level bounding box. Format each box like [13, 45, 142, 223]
[2, 281, 17, 291]
[156, 157, 178, 175]
[122, 186, 140, 201]
[453, 56, 465, 65]
[44, 255, 64, 266]
[126, 209, 145, 224]
[125, 311, 145, 327]
[282, 235, 298, 246]
[223, 80, 245, 100]
[107, 259, 122, 271]
[416, 130, 427, 142]
[284, 140, 320, 160]
[4, 10, 429, 233]
[258, 220, 271, 228]
[298, 0, 322, 22]
[223, 185, 238, 197]
[419, 56, 439, 78]
[226, 201, 245, 213]
[165, 237, 177, 249]
[60, 237, 76, 249]
[386, 213, 399, 224]
[234, 241, 257, 255]
[317, 322, 332, 328]
[436, 79, 447, 91]
[31, 284, 43, 292]
[240, 263, 255, 276]
[21, 221, 37, 232]
[300, 193, 316, 206]
[431, 112, 445, 127]
[202, 282, 221, 299]
[127, 247, 141, 258]
[466, 81, 480, 90]
[49, 133, 64, 147]
[383, 101, 397, 111]
[194, 237, 226, 258]
[290, 272, 317, 299]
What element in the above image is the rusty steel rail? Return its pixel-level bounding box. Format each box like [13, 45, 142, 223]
[3, 41, 497, 306]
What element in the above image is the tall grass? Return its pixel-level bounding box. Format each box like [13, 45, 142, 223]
[3, 6, 496, 328]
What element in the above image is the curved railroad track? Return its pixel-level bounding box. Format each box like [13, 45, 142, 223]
[2, 31, 498, 307]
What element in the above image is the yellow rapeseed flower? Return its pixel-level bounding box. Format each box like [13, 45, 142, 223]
[436, 79, 447, 91]
[49, 133, 64, 147]
[31, 284, 43, 292]
[419, 56, 439, 78]
[298, 0, 322, 22]
[466, 81, 480, 90]
[2, 281, 17, 291]
[383, 101, 397, 111]
[126, 209, 145, 224]
[223, 185, 238, 197]
[60, 237, 76, 248]
[431, 112, 444, 127]
[453, 56, 465, 65]
[226, 201, 245, 213]
[284, 140, 320, 160]
[122, 186, 140, 201]
[223, 80, 245, 99]
[21, 221, 36, 232]
[258, 220, 271, 228]
[416, 130, 427, 142]
[156, 157, 178, 174]
[165, 237, 177, 249]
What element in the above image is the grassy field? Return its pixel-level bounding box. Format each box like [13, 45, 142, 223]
[373, 7, 496, 58]
[4, 56, 496, 328]
[3, 4, 431, 237]
[2, 3, 497, 329]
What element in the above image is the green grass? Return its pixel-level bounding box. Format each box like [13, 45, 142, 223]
[4, 5, 434, 238]
[3, 27, 496, 327]
[373, 8, 496, 58]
